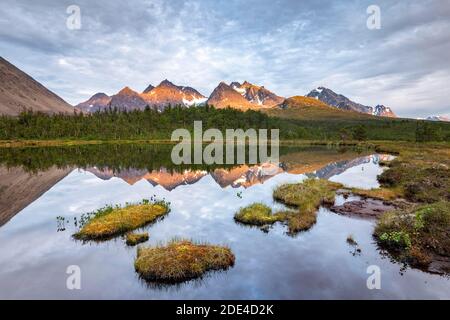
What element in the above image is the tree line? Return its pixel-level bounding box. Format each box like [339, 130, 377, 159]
[0, 105, 449, 142]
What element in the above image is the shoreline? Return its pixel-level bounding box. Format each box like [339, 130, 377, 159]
[1, 139, 449, 149]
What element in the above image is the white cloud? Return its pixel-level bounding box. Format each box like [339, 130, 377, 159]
[0, 0, 449, 117]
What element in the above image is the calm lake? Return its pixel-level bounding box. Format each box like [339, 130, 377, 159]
[0, 144, 448, 299]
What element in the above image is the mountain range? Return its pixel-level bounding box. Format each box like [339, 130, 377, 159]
[76, 79, 207, 112]
[3, 56, 448, 121]
[76, 79, 285, 112]
[76, 80, 399, 118]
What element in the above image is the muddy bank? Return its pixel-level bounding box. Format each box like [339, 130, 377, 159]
[428, 255, 450, 275]
[331, 198, 396, 219]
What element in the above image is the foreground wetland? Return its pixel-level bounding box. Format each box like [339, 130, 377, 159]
[0, 142, 449, 298]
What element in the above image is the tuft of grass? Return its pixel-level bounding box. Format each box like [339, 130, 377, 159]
[346, 234, 358, 246]
[234, 202, 318, 235]
[134, 239, 235, 283]
[234, 203, 285, 226]
[73, 199, 170, 241]
[126, 232, 149, 246]
[375, 201, 450, 272]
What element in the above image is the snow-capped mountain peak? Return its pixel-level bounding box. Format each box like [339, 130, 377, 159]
[306, 87, 396, 118]
[226, 81, 284, 108]
[426, 115, 450, 122]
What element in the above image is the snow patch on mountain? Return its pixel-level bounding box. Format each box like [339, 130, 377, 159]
[183, 97, 208, 106]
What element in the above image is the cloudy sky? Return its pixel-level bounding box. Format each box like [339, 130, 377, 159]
[1, 0, 449, 118]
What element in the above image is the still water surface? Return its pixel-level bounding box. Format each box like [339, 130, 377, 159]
[0, 145, 448, 299]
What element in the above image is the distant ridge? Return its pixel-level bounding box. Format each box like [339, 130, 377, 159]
[426, 115, 450, 122]
[264, 96, 377, 120]
[306, 87, 396, 118]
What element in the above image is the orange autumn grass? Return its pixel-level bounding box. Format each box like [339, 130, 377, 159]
[134, 239, 235, 283]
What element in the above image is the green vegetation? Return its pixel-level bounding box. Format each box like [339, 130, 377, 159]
[272, 179, 342, 234]
[235, 180, 342, 234]
[126, 232, 149, 246]
[273, 178, 342, 210]
[371, 143, 450, 203]
[349, 142, 450, 273]
[378, 160, 449, 203]
[234, 203, 285, 226]
[234, 179, 342, 234]
[346, 142, 450, 203]
[134, 239, 235, 283]
[73, 199, 170, 241]
[415, 122, 447, 142]
[375, 202, 450, 271]
[0, 105, 449, 142]
[352, 125, 368, 141]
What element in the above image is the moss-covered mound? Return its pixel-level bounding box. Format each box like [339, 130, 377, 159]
[126, 232, 149, 246]
[234, 203, 285, 226]
[73, 200, 170, 240]
[375, 201, 450, 274]
[235, 179, 341, 235]
[134, 239, 235, 283]
[273, 178, 342, 210]
[272, 179, 342, 233]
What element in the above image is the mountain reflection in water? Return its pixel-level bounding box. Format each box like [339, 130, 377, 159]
[0, 144, 388, 227]
[85, 154, 390, 190]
